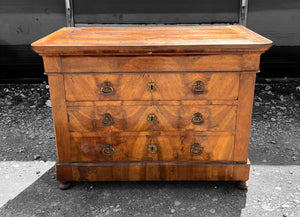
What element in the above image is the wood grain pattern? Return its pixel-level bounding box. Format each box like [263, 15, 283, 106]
[56, 161, 250, 182]
[70, 134, 234, 162]
[59, 55, 249, 73]
[64, 73, 239, 101]
[42, 54, 262, 73]
[42, 56, 61, 72]
[56, 162, 238, 181]
[232, 159, 250, 181]
[66, 100, 238, 107]
[47, 73, 73, 183]
[234, 72, 257, 162]
[70, 131, 235, 138]
[48, 73, 71, 163]
[31, 26, 272, 55]
[67, 104, 236, 133]
[31, 26, 272, 184]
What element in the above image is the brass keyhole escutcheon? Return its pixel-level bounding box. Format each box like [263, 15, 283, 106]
[102, 144, 115, 156]
[190, 143, 203, 156]
[101, 113, 114, 126]
[192, 80, 205, 94]
[101, 81, 114, 95]
[147, 113, 157, 124]
[147, 82, 157, 93]
[192, 112, 204, 125]
[148, 144, 157, 154]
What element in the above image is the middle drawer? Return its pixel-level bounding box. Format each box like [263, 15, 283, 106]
[67, 104, 237, 133]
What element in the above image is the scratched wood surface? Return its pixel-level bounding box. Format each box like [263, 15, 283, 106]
[31, 25, 272, 55]
[64, 73, 239, 101]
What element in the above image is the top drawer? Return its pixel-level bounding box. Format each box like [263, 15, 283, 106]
[64, 73, 239, 101]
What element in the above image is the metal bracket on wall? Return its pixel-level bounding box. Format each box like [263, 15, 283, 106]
[64, 0, 248, 27]
[239, 0, 249, 26]
[65, 0, 74, 27]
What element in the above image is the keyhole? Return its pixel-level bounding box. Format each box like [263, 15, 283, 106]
[147, 114, 157, 123]
[147, 82, 156, 92]
[148, 144, 157, 153]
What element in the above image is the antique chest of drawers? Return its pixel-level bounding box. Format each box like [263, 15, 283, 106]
[32, 25, 272, 189]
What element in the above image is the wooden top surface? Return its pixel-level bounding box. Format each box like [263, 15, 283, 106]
[32, 25, 272, 55]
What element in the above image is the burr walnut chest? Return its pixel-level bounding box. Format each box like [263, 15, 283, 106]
[32, 25, 272, 189]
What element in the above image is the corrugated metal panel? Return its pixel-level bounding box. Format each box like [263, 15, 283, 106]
[73, 0, 239, 24]
[0, 0, 65, 45]
[247, 0, 300, 46]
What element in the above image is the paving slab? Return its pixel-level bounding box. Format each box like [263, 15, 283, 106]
[0, 161, 55, 207]
[0, 165, 299, 217]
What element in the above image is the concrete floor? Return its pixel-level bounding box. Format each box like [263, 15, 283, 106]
[0, 164, 299, 217]
[0, 161, 55, 207]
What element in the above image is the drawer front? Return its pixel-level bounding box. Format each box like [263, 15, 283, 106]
[68, 104, 236, 133]
[70, 135, 234, 162]
[64, 73, 239, 101]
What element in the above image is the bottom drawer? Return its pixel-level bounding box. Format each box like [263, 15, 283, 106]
[70, 135, 234, 162]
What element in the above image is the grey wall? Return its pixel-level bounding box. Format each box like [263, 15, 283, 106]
[247, 0, 300, 46]
[1, 0, 300, 81]
[73, 0, 239, 24]
[0, 0, 65, 45]
[1, 0, 300, 46]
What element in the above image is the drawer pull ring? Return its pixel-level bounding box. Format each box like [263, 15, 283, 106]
[101, 113, 114, 126]
[192, 112, 204, 125]
[147, 113, 157, 124]
[102, 144, 115, 156]
[192, 81, 205, 94]
[191, 143, 203, 156]
[148, 144, 157, 154]
[101, 81, 114, 95]
[147, 82, 157, 92]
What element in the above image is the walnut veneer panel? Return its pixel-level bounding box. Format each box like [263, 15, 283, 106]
[64, 73, 239, 101]
[70, 135, 234, 162]
[67, 104, 236, 133]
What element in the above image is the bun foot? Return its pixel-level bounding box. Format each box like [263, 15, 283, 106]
[59, 181, 72, 190]
[236, 181, 248, 190]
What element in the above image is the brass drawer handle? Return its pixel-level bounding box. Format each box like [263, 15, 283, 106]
[101, 113, 114, 126]
[101, 81, 114, 95]
[192, 81, 205, 94]
[147, 82, 157, 92]
[192, 112, 204, 125]
[102, 144, 115, 156]
[147, 113, 157, 124]
[148, 144, 157, 154]
[191, 143, 203, 156]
